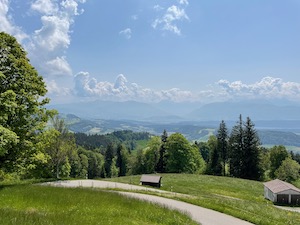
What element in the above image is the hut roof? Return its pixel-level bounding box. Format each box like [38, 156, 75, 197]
[140, 174, 161, 183]
[264, 179, 300, 194]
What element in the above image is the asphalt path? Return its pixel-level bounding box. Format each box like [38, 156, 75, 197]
[42, 180, 254, 225]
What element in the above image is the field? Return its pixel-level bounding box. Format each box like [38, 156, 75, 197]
[109, 174, 300, 225]
[0, 183, 198, 225]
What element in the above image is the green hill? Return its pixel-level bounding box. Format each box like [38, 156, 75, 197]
[109, 174, 300, 225]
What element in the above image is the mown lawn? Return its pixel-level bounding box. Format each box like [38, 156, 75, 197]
[109, 174, 300, 225]
[0, 184, 198, 225]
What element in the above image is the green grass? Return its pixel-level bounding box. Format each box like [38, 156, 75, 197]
[0, 184, 198, 225]
[109, 174, 300, 225]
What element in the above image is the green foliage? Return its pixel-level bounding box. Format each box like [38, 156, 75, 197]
[165, 133, 205, 173]
[206, 135, 222, 175]
[0, 32, 53, 172]
[156, 130, 168, 173]
[116, 144, 128, 176]
[229, 115, 263, 180]
[104, 143, 114, 178]
[275, 157, 300, 182]
[216, 120, 228, 176]
[0, 185, 198, 225]
[269, 145, 289, 179]
[74, 130, 150, 151]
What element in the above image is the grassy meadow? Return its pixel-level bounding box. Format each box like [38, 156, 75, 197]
[109, 174, 300, 225]
[0, 184, 198, 225]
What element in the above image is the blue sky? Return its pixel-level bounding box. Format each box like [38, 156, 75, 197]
[1, 0, 300, 104]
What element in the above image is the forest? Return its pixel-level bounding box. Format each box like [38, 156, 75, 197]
[1, 32, 300, 183]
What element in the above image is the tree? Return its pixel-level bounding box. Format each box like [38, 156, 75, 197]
[156, 130, 168, 173]
[0, 32, 52, 172]
[45, 116, 76, 178]
[216, 120, 228, 176]
[207, 135, 222, 175]
[116, 144, 128, 177]
[195, 141, 210, 163]
[229, 115, 244, 178]
[104, 143, 114, 178]
[275, 157, 300, 183]
[144, 136, 161, 173]
[242, 117, 262, 180]
[229, 115, 262, 180]
[165, 133, 204, 173]
[269, 145, 289, 179]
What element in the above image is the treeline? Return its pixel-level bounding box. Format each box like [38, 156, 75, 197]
[74, 131, 150, 151]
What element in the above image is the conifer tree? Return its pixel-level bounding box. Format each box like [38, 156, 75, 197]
[229, 115, 262, 180]
[216, 120, 228, 176]
[116, 143, 128, 177]
[156, 130, 168, 173]
[104, 143, 114, 178]
[229, 115, 244, 178]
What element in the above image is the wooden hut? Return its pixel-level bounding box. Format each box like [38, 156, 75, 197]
[264, 179, 300, 205]
[140, 175, 162, 188]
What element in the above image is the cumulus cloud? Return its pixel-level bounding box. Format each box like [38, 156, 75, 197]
[26, 0, 86, 77]
[45, 79, 71, 96]
[0, 0, 28, 42]
[73, 73, 194, 102]
[119, 28, 132, 39]
[218, 76, 300, 101]
[152, 2, 189, 35]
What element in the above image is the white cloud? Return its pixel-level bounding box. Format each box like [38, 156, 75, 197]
[45, 79, 71, 96]
[73, 73, 194, 102]
[152, 3, 189, 35]
[179, 0, 189, 5]
[0, 0, 28, 42]
[218, 76, 300, 101]
[45, 56, 72, 76]
[25, 0, 86, 77]
[31, 0, 58, 15]
[119, 28, 132, 39]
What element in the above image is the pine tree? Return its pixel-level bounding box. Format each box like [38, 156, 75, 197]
[207, 135, 222, 175]
[216, 120, 228, 176]
[116, 144, 128, 177]
[229, 115, 262, 180]
[229, 115, 244, 178]
[156, 130, 168, 173]
[242, 117, 262, 180]
[104, 143, 114, 178]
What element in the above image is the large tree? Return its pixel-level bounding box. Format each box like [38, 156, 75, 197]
[229, 115, 244, 178]
[156, 129, 168, 173]
[207, 135, 222, 175]
[116, 143, 128, 177]
[275, 157, 300, 183]
[242, 117, 262, 180]
[0, 32, 52, 172]
[104, 143, 114, 178]
[229, 115, 262, 180]
[216, 120, 228, 176]
[269, 145, 289, 179]
[45, 116, 76, 178]
[165, 133, 204, 174]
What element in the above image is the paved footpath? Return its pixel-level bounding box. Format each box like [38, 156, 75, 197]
[42, 180, 254, 225]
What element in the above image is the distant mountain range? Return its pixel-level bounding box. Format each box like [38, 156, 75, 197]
[49, 99, 300, 122]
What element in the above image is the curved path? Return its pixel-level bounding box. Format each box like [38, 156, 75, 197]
[42, 180, 254, 225]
